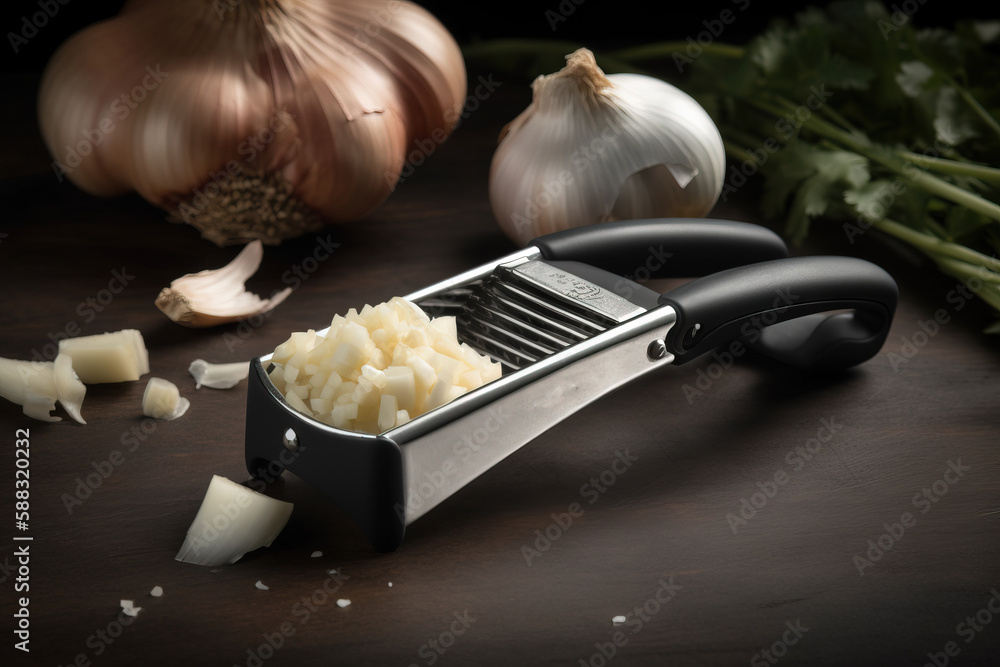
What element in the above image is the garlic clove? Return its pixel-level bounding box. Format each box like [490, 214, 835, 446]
[175, 475, 294, 567]
[58, 329, 150, 384]
[54, 353, 87, 424]
[188, 359, 250, 389]
[0, 357, 61, 422]
[142, 377, 190, 421]
[489, 48, 726, 246]
[155, 240, 292, 327]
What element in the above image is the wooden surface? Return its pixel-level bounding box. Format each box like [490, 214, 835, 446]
[2, 64, 1000, 667]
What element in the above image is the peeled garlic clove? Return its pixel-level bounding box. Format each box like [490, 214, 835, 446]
[0, 357, 61, 422]
[54, 353, 87, 424]
[188, 359, 250, 389]
[155, 240, 292, 327]
[489, 48, 726, 246]
[175, 475, 294, 567]
[142, 377, 190, 420]
[58, 329, 150, 384]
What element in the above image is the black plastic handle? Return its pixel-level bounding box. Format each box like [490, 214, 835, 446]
[532, 218, 788, 277]
[658, 256, 898, 371]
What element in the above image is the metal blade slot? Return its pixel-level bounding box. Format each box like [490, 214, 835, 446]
[466, 291, 580, 349]
[457, 266, 626, 373]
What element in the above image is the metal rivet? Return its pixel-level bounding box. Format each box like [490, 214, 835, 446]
[282, 428, 299, 453]
[647, 339, 668, 361]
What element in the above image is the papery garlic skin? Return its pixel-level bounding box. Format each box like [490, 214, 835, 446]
[489, 49, 726, 247]
[38, 0, 467, 246]
[189, 359, 250, 389]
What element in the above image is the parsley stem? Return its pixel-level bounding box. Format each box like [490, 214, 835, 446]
[871, 218, 1000, 273]
[893, 151, 1000, 185]
[747, 96, 1000, 224]
[934, 258, 1000, 311]
[722, 141, 756, 165]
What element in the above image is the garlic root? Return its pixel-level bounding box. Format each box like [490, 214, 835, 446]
[155, 240, 292, 327]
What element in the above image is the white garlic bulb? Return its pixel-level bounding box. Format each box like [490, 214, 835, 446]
[489, 48, 725, 246]
[38, 0, 467, 246]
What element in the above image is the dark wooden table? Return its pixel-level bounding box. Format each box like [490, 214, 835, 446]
[1, 62, 999, 667]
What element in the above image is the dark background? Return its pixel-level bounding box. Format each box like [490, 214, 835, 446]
[0, 0, 996, 74]
[1, 2, 1000, 667]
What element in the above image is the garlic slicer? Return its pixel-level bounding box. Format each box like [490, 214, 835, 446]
[244, 218, 897, 551]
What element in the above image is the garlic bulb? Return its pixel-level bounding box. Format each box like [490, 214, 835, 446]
[38, 0, 467, 246]
[489, 48, 725, 246]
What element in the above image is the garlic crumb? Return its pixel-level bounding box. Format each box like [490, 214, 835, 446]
[121, 600, 142, 617]
[150, 586, 163, 597]
[255, 581, 269, 591]
[336, 599, 351, 608]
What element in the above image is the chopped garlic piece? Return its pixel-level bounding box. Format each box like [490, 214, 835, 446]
[268, 297, 501, 434]
[54, 353, 86, 424]
[188, 359, 250, 389]
[121, 600, 141, 617]
[311, 551, 323, 558]
[336, 599, 351, 608]
[155, 240, 292, 327]
[175, 475, 294, 567]
[0, 357, 60, 422]
[612, 615, 626, 624]
[142, 377, 190, 420]
[255, 580, 269, 591]
[58, 329, 149, 383]
[150, 586, 163, 597]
